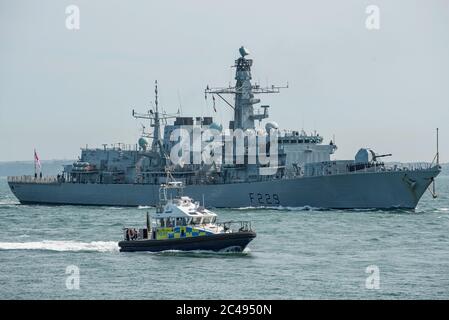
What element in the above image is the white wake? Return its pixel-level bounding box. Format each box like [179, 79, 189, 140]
[0, 240, 119, 252]
[138, 205, 153, 209]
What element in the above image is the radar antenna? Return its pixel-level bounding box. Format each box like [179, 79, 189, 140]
[204, 46, 288, 130]
[132, 80, 179, 155]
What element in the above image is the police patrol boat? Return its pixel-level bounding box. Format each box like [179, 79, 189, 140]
[118, 181, 256, 252]
[8, 47, 441, 209]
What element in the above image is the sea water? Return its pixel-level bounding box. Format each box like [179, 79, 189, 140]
[1, 175, 449, 299]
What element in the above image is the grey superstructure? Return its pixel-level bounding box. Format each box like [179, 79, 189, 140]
[8, 48, 441, 209]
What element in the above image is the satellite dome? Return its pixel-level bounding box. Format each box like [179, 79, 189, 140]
[138, 137, 148, 150]
[265, 121, 279, 132]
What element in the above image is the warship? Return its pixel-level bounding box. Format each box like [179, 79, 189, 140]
[8, 47, 441, 209]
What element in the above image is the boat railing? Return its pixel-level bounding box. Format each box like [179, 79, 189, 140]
[7, 175, 59, 184]
[215, 220, 253, 233]
[355, 162, 435, 173]
[297, 161, 438, 178]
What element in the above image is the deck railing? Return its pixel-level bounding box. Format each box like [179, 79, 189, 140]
[7, 175, 59, 184]
[215, 221, 253, 233]
[299, 162, 438, 178]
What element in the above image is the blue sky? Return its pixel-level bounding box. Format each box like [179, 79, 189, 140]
[1, 0, 448, 162]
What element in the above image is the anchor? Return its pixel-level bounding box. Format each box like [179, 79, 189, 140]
[428, 177, 438, 199]
[403, 174, 417, 190]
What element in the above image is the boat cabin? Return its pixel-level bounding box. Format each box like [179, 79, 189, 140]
[153, 193, 218, 228]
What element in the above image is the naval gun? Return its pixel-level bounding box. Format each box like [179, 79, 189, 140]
[355, 148, 392, 164]
[348, 148, 392, 172]
[372, 153, 392, 162]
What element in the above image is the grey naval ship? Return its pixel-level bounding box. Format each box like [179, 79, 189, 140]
[8, 47, 441, 209]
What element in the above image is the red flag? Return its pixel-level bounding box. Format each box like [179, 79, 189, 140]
[34, 149, 41, 170]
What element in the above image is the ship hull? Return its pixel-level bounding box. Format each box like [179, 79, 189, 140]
[118, 232, 256, 252]
[8, 167, 440, 209]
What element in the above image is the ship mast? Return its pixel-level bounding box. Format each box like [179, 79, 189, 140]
[152, 80, 160, 151]
[205, 46, 288, 130]
[132, 80, 178, 156]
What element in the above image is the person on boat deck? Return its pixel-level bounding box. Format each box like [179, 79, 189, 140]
[125, 228, 136, 241]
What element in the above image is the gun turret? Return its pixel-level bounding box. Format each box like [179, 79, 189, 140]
[372, 153, 392, 162]
[355, 148, 392, 164]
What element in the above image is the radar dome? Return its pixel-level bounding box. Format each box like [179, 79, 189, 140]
[138, 137, 149, 150]
[265, 121, 279, 132]
[355, 148, 375, 163]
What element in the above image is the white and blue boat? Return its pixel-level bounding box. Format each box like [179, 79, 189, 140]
[119, 181, 256, 252]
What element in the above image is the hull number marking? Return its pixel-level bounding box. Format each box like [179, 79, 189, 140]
[249, 193, 280, 205]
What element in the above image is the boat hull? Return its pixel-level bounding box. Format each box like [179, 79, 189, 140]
[7, 167, 441, 209]
[118, 231, 256, 252]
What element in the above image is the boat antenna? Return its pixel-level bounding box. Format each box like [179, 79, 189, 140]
[146, 212, 150, 231]
[155, 80, 159, 113]
[177, 89, 183, 116]
[202, 194, 205, 207]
